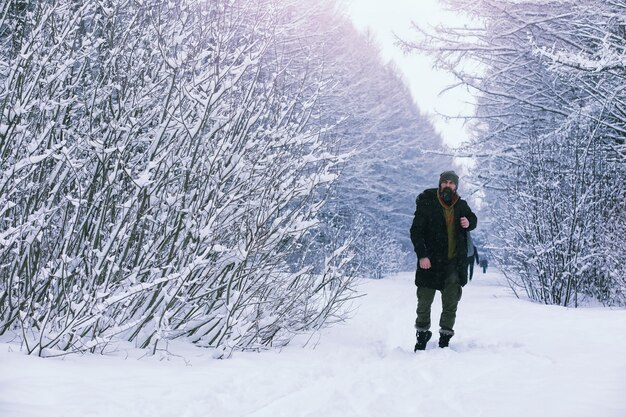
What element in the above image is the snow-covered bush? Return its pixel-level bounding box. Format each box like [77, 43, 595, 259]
[0, 0, 357, 356]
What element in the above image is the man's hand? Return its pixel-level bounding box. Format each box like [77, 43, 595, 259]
[419, 257, 431, 269]
[460, 217, 470, 229]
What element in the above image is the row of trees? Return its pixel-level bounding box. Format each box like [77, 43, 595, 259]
[321, 25, 452, 278]
[404, 0, 626, 306]
[0, 0, 448, 355]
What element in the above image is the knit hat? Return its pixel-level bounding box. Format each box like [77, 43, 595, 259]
[439, 170, 459, 187]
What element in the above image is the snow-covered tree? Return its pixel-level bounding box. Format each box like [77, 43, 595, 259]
[401, 0, 626, 305]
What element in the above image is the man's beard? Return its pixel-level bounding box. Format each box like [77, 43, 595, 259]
[441, 187, 454, 204]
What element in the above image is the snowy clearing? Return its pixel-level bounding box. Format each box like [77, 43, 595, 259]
[2, 269, 625, 417]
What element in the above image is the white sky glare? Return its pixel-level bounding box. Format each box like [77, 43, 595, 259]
[343, 0, 476, 148]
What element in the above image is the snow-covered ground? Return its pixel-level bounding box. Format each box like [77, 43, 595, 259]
[2, 269, 625, 417]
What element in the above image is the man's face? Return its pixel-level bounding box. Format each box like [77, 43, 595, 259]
[440, 180, 457, 193]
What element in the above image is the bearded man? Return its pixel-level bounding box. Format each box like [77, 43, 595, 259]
[410, 171, 477, 351]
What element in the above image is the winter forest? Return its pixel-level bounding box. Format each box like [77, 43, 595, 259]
[1, 0, 625, 359]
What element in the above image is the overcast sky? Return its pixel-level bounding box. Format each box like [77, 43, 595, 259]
[343, 0, 475, 148]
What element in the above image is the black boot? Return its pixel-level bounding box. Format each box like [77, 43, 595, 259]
[438, 333, 453, 348]
[414, 330, 432, 351]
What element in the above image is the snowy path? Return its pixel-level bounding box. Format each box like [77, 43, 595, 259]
[2, 270, 625, 417]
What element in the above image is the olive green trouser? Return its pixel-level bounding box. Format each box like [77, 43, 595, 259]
[415, 265, 462, 334]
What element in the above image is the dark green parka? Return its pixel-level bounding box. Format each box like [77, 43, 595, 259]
[410, 188, 477, 289]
